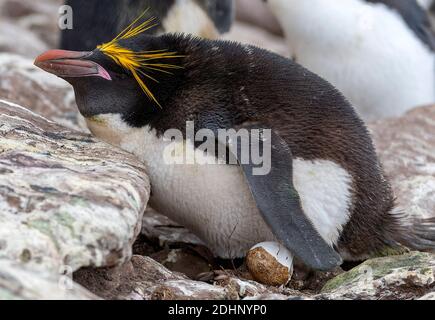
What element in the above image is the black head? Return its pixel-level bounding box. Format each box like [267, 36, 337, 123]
[36, 28, 184, 127]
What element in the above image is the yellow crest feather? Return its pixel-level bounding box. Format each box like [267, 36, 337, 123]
[97, 10, 183, 107]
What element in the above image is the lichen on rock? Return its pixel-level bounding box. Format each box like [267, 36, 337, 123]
[0, 99, 150, 278]
[320, 252, 435, 300]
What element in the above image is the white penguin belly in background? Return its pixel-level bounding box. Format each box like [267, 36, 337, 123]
[161, 0, 219, 39]
[87, 115, 353, 259]
[267, 0, 435, 121]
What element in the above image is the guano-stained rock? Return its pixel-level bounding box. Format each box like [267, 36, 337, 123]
[320, 252, 435, 300]
[74, 255, 228, 300]
[141, 208, 205, 247]
[0, 259, 97, 300]
[0, 54, 82, 131]
[74, 255, 306, 300]
[370, 105, 435, 221]
[0, 0, 61, 56]
[0, 100, 150, 275]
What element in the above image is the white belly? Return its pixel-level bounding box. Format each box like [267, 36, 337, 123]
[268, 0, 435, 121]
[87, 115, 352, 258]
[296, 43, 434, 121]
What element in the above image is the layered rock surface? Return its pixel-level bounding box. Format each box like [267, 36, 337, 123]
[320, 252, 435, 300]
[0, 100, 150, 298]
[0, 54, 79, 130]
[0, 0, 61, 58]
[370, 105, 435, 220]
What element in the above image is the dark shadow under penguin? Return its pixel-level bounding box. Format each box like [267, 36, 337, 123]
[61, 0, 235, 51]
[35, 17, 435, 270]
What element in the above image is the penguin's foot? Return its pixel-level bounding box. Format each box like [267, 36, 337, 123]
[288, 265, 343, 292]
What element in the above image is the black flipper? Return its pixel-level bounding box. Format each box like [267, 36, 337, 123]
[224, 124, 342, 271]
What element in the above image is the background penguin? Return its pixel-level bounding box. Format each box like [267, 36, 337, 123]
[265, 0, 435, 121]
[61, 0, 235, 51]
[418, 0, 434, 10]
[35, 17, 435, 270]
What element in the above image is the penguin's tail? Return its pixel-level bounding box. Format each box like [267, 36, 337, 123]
[389, 208, 435, 252]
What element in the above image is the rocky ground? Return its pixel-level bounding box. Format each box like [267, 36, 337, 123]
[0, 0, 434, 300]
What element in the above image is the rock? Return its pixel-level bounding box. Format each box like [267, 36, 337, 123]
[370, 105, 435, 220]
[1, 0, 38, 17]
[222, 277, 274, 299]
[150, 279, 227, 300]
[0, 259, 97, 300]
[320, 252, 435, 300]
[243, 294, 293, 300]
[0, 54, 83, 131]
[150, 248, 212, 280]
[245, 293, 313, 300]
[0, 99, 150, 273]
[0, 0, 61, 54]
[419, 292, 435, 300]
[0, 0, 61, 20]
[0, 20, 48, 58]
[75, 255, 228, 300]
[75, 255, 307, 300]
[141, 207, 205, 247]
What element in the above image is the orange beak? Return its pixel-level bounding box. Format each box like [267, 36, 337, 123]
[34, 49, 111, 81]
